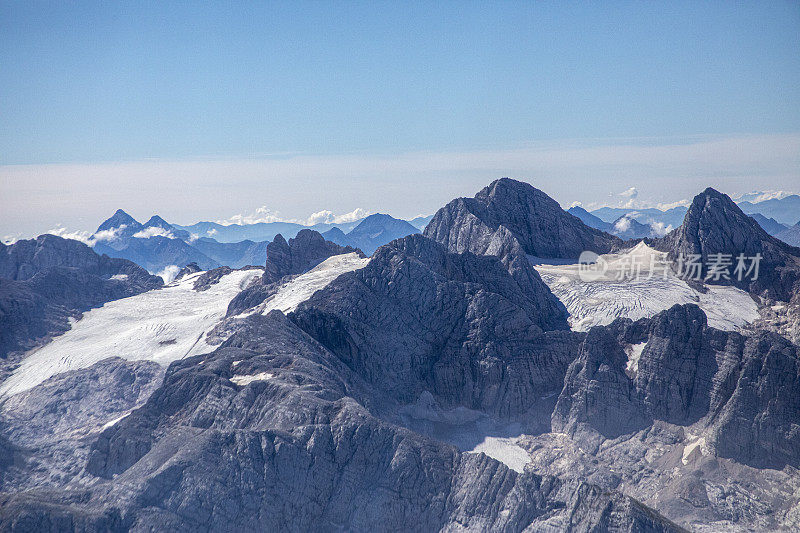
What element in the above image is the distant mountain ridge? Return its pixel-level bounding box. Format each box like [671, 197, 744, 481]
[585, 192, 799, 237]
[171, 219, 365, 243]
[322, 213, 420, 255]
[568, 206, 656, 240]
[84, 210, 422, 273]
[738, 194, 800, 225]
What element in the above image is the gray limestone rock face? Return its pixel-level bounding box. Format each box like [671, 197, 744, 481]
[0, 311, 679, 532]
[553, 304, 800, 470]
[290, 234, 572, 416]
[424, 178, 620, 260]
[655, 187, 800, 302]
[192, 266, 233, 291]
[262, 229, 362, 284]
[224, 229, 362, 316]
[552, 326, 650, 444]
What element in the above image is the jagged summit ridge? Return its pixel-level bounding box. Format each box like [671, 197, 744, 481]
[96, 209, 141, 233]
[425, 178, 620, 260]
[263, 229, 362, 284]
[656, 187, 800, 301]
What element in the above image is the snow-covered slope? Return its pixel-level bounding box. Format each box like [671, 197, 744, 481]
[535, 243, 759, 331]
[0, 269, 261, 397]
[250, 252, 370, 315]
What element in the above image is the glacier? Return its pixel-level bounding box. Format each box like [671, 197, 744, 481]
[534, 243, 760, 332]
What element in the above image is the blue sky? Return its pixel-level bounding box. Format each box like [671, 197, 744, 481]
[1, 1, 799, 236]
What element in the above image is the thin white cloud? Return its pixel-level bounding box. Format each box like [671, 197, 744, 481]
[93, 225, 126, 242]
[46, 226, 94, 245]
[217, 206, 289, 226]
[156, 265, 181, 284]
[132, 226, 175, 239]
[2, 133, 799, 237]
[649, 222, 672, 236]
[619, 187, 639, 198]
[652, 199, 690, 211]
[217, 206, 370, 227]
[304, 207, 370, 226]
[41, 224, 127, 246]
[733, 190, 796, 203]
[613, 217, 632, 232]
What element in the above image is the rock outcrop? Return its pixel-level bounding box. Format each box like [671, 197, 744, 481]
[424, 179, 617, 318]
[262, 229, 361, 284]
[553, 304, 800, 469]
[0, 235, 162, 361]
[291, 234, 571, 415]
[425, 178, 620, 260]
[655, 187, 800, 302]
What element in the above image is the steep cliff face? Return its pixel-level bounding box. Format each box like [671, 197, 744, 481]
[290, 234, 572, 415]
[0, 311, 677, 533]
[425, 178, 620, 260]
[552, 304, 800, 469]
[656, 188, 800, 302]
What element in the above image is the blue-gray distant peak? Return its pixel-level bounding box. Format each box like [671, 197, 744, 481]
[142, 215, 173, 230]
[97, 209, 141, 232]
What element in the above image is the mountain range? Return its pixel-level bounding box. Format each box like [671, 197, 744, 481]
[89, 210, 423, 275]
[581, 193, 800, 245]
[1, 178, 800, 531]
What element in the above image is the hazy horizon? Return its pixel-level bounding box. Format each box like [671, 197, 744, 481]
[2, 2, 799, 238]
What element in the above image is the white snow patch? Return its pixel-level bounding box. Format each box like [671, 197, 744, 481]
[682, 436, 707, 465]
[469, 436, 531, 473]
[101, 412, 131, 430]
[230, 372, 274, 386]
[252, 253, 369, 315]
[0, 269, 262, 398]
[625, 342, 647, 377]
[109, 274, 129, 281]
[534, 244, 759, 332]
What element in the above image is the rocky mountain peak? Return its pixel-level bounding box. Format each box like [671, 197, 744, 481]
[142, 215, 172, 230]
[425, 178, 620, 260]
[96, 209, 141, 233]
[656, 187, 800, 301]
[263, 229, 361, 284]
